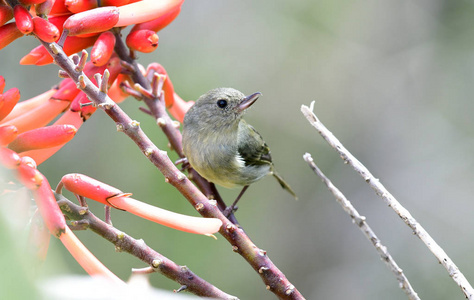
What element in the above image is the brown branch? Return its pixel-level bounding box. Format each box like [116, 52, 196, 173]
[39, 38, 305, 299]
[55, 193, 237, 299]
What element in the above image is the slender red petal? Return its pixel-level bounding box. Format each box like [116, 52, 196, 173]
[64, 0, 98, 14]
[0, 89, 55, 124]
[17, 161, 43, 190]
[130, 0, 182, 33]
[8, 124, 77, 153]
[168, 93, 193, 123]
[0, 88, 21, 122]
[109, 196, 223, 235]
[125, 29, 158, 53]
[91, 31, 115, 66]
[32, 174, 66, 236]
[3, 99, 69, 134]
[0, 5, 13, 27]
[32, 17, 60, 42]
[0, 147, 21, 168]
[0, 22, 24, 51]
[14, 5, 33, 34]
[115, 0, 183, 27]
[20, 109, 83, 165]
[0, 125, 18, 146]
[60, 173, 126, 206]
[63, 6, 119, 36]
[59, 227, 123, 283]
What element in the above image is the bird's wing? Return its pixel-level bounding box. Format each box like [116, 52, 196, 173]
[237, 120, 272, 166]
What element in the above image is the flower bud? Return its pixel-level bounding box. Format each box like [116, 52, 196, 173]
[0, 147, 21, 168]
[8, 124, 77, 153]
[63, 6, 119, 36]
[19, 0, 48, 4]
[130, 0, 182, 33]
[0, 88, 21, 122]
[125, 29, 158, 53]
[32, 17, 60, 43]
[14, 5, 33, 35]
[0, 125, 18, 146]
[91, 31, 115, 66]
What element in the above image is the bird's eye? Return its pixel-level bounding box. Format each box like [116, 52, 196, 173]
[216, 99, 228, 108]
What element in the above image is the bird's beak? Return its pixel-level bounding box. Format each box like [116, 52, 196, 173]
[239, 92, 261, 112]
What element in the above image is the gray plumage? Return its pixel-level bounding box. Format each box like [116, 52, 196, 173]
[182, 87, 296, 198]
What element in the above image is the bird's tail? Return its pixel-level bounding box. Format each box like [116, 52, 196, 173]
[272, 171, 297, 199]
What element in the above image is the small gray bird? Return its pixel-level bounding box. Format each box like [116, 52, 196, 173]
[182, 88, 296, 214]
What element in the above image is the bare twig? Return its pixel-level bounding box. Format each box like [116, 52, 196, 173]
[301, 102, 474, 299]
[56, 193, 238, 299]
[303, 153, 420, 300]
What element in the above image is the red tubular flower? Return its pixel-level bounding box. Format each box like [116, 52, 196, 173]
[8, 124, 77, 153]
[125, 29, 158, 53]
[0, 147, 21, 168]
[3, 98, 70, 134]
[20, 109, 83, 165]
[0, 125, 18, 146]
[32, 17, 60, 43]
[109, 196, 223, 235]
[19, 0, 48, 4]
[60, 173, 126, 206]
[14, 5, 33, 35]
[51, 79, 81, 102]
[91, 31, 116, 66]
[0, 88, 21, 122]
[115, 0, 183, 27]
[1, 89, 56, 124]
[20, 35, 98, 65]
[63, 6, 119, 36]
[0, 23, 24, 51]
[168, 92, 194, 123]
[130, 0, 182, 33]
[0, 5, 13, 27]
[32, 174, 66, 237]
[17, 160, 43, 190]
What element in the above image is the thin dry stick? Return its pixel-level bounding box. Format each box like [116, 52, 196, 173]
[301, 102, 474, 299]
[303, 153, 420, 300]
[55, 193, 237, 299]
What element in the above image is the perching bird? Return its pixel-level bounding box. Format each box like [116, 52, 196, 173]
[182, 88, 296, 214]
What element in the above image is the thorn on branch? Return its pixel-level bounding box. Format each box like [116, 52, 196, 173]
[75, 50, 88, 72]
[58, 70, 70, 78]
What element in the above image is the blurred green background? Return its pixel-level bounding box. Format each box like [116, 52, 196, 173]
[2, 0, 474, 299]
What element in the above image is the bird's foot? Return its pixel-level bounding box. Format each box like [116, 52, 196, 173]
[175, 157, 189, 171]
[223, 205, 238, 218]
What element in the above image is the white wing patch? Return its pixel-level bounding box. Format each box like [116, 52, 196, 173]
[234, 153, 246, 168]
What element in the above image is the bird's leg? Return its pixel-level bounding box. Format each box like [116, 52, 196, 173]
[224, 185, 249, 217]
